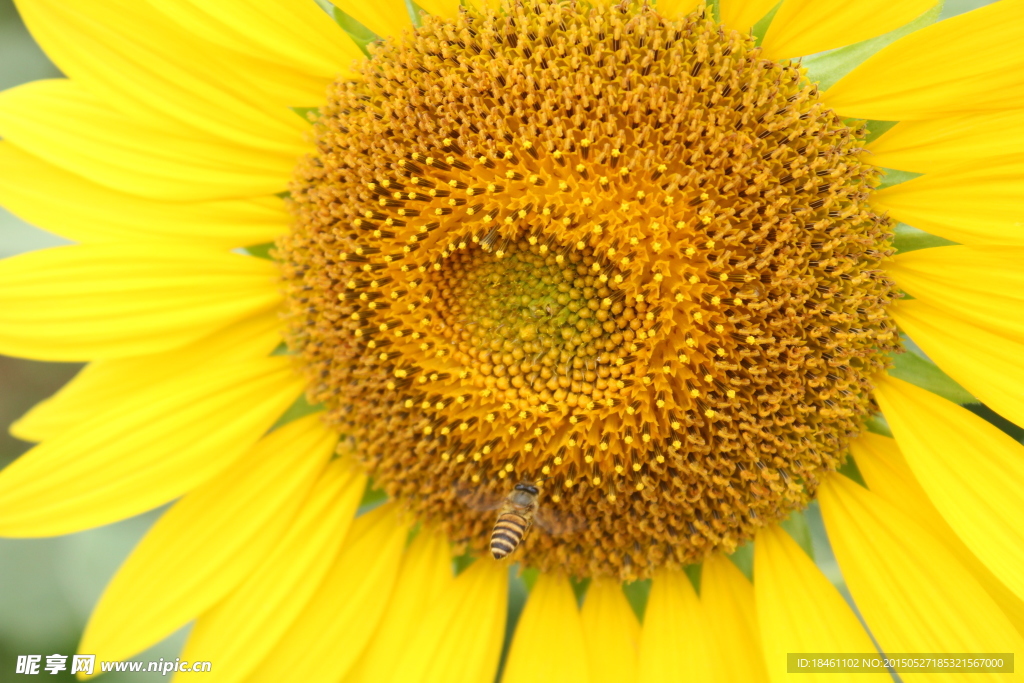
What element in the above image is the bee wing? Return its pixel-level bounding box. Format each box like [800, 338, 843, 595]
[533, 506, 585, 537]
[456, 485, 503, 513]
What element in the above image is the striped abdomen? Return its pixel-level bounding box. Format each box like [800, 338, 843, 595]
[490, 512, 530, 559]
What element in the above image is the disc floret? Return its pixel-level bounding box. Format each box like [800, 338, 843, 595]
[281, 0, 900, 579]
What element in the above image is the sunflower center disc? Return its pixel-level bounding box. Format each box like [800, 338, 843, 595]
[281, 0, 901, 579]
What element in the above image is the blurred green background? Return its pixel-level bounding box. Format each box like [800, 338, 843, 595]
[0, 0, 1000, 680]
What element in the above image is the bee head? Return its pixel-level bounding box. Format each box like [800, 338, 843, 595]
[514, 482, 539, 496]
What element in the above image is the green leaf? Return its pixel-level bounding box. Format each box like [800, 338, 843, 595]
[888, 342, 976, 405]
[270, 393, 323, 431]
[864, 412, 893, 438]
[780, 510, 814, 560]
[892, 222, 957, 254]
[683, 563, 702, 594]
[333, 8, 380, 57]
[404, 521, 422, 547]
[569, 576, 591, 607]
[244, 242, 275, 260]
[289, 106, 320, 123]
[358, 479, 389, 514]
[311, 0, 334, 14]
[622, 578, 652, 621]
[519, 566, 539, 590]
[876, 167, 923, 190]
[495, 568, 530, 683]
[803, 2, 943, 91]
[837, 454, 867, 487]
[452, 549, 477, 576]
[727, 540, 753, 580]
[802, 502, 851, 596]
[406, 0, 424, 27]
[751, 1, 782, 46]
[803, 505, 831, 575]
[963, 404, 1024, 445]
[863, 120, 898, 144]
[706, 0, 721, 22]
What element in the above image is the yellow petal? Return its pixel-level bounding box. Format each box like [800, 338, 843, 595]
[0, 143, 287, 247]
[823, 1, 1024, 120]
[0, 80, 296, 201]
[893, 305, 1024, 440]
[852, 432, 1024, 637]
[754, 524, 883, 683]
[702, 553, 769, 683]
[871, 157, 1024, 246]
[11, 310, 283, 443]
[886, 246, 1024, 428]
[240, 505, 409, 683]
[876, 376, 1024, 606]
[0, 357, 302, 536]
[719, 0, 778, 33]
[761, 0, 935, 60]
[0, 244, 281, 362]
[333, 1, 411, 38]
[414, 0, 462, 19]
[655, 0, 703, 18]
[79, 415, 335, 665]
[820, 473, 1024, 680]
[342, 529, 455, 683]
[867, 111, 1024, 174]
[580, 578, 640, 683]
[146, 0, 356, 107]
[173, 466, 368, 683]
[503, 573, 591, 683]
[637, 569, 708, 683]
[150, 0, 362, 88]
[889, 245, 1024, 339]
[15, 0, 307, 151]
[212, 52, 340, 114]
[388, 560, 507, 683]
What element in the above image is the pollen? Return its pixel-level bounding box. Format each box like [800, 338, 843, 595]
[280, 0, 899, 579]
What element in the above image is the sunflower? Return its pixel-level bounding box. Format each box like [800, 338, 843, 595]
[1, 0, 1024, 680]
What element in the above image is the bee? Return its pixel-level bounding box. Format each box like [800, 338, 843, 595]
[490, 481, 541, 559]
